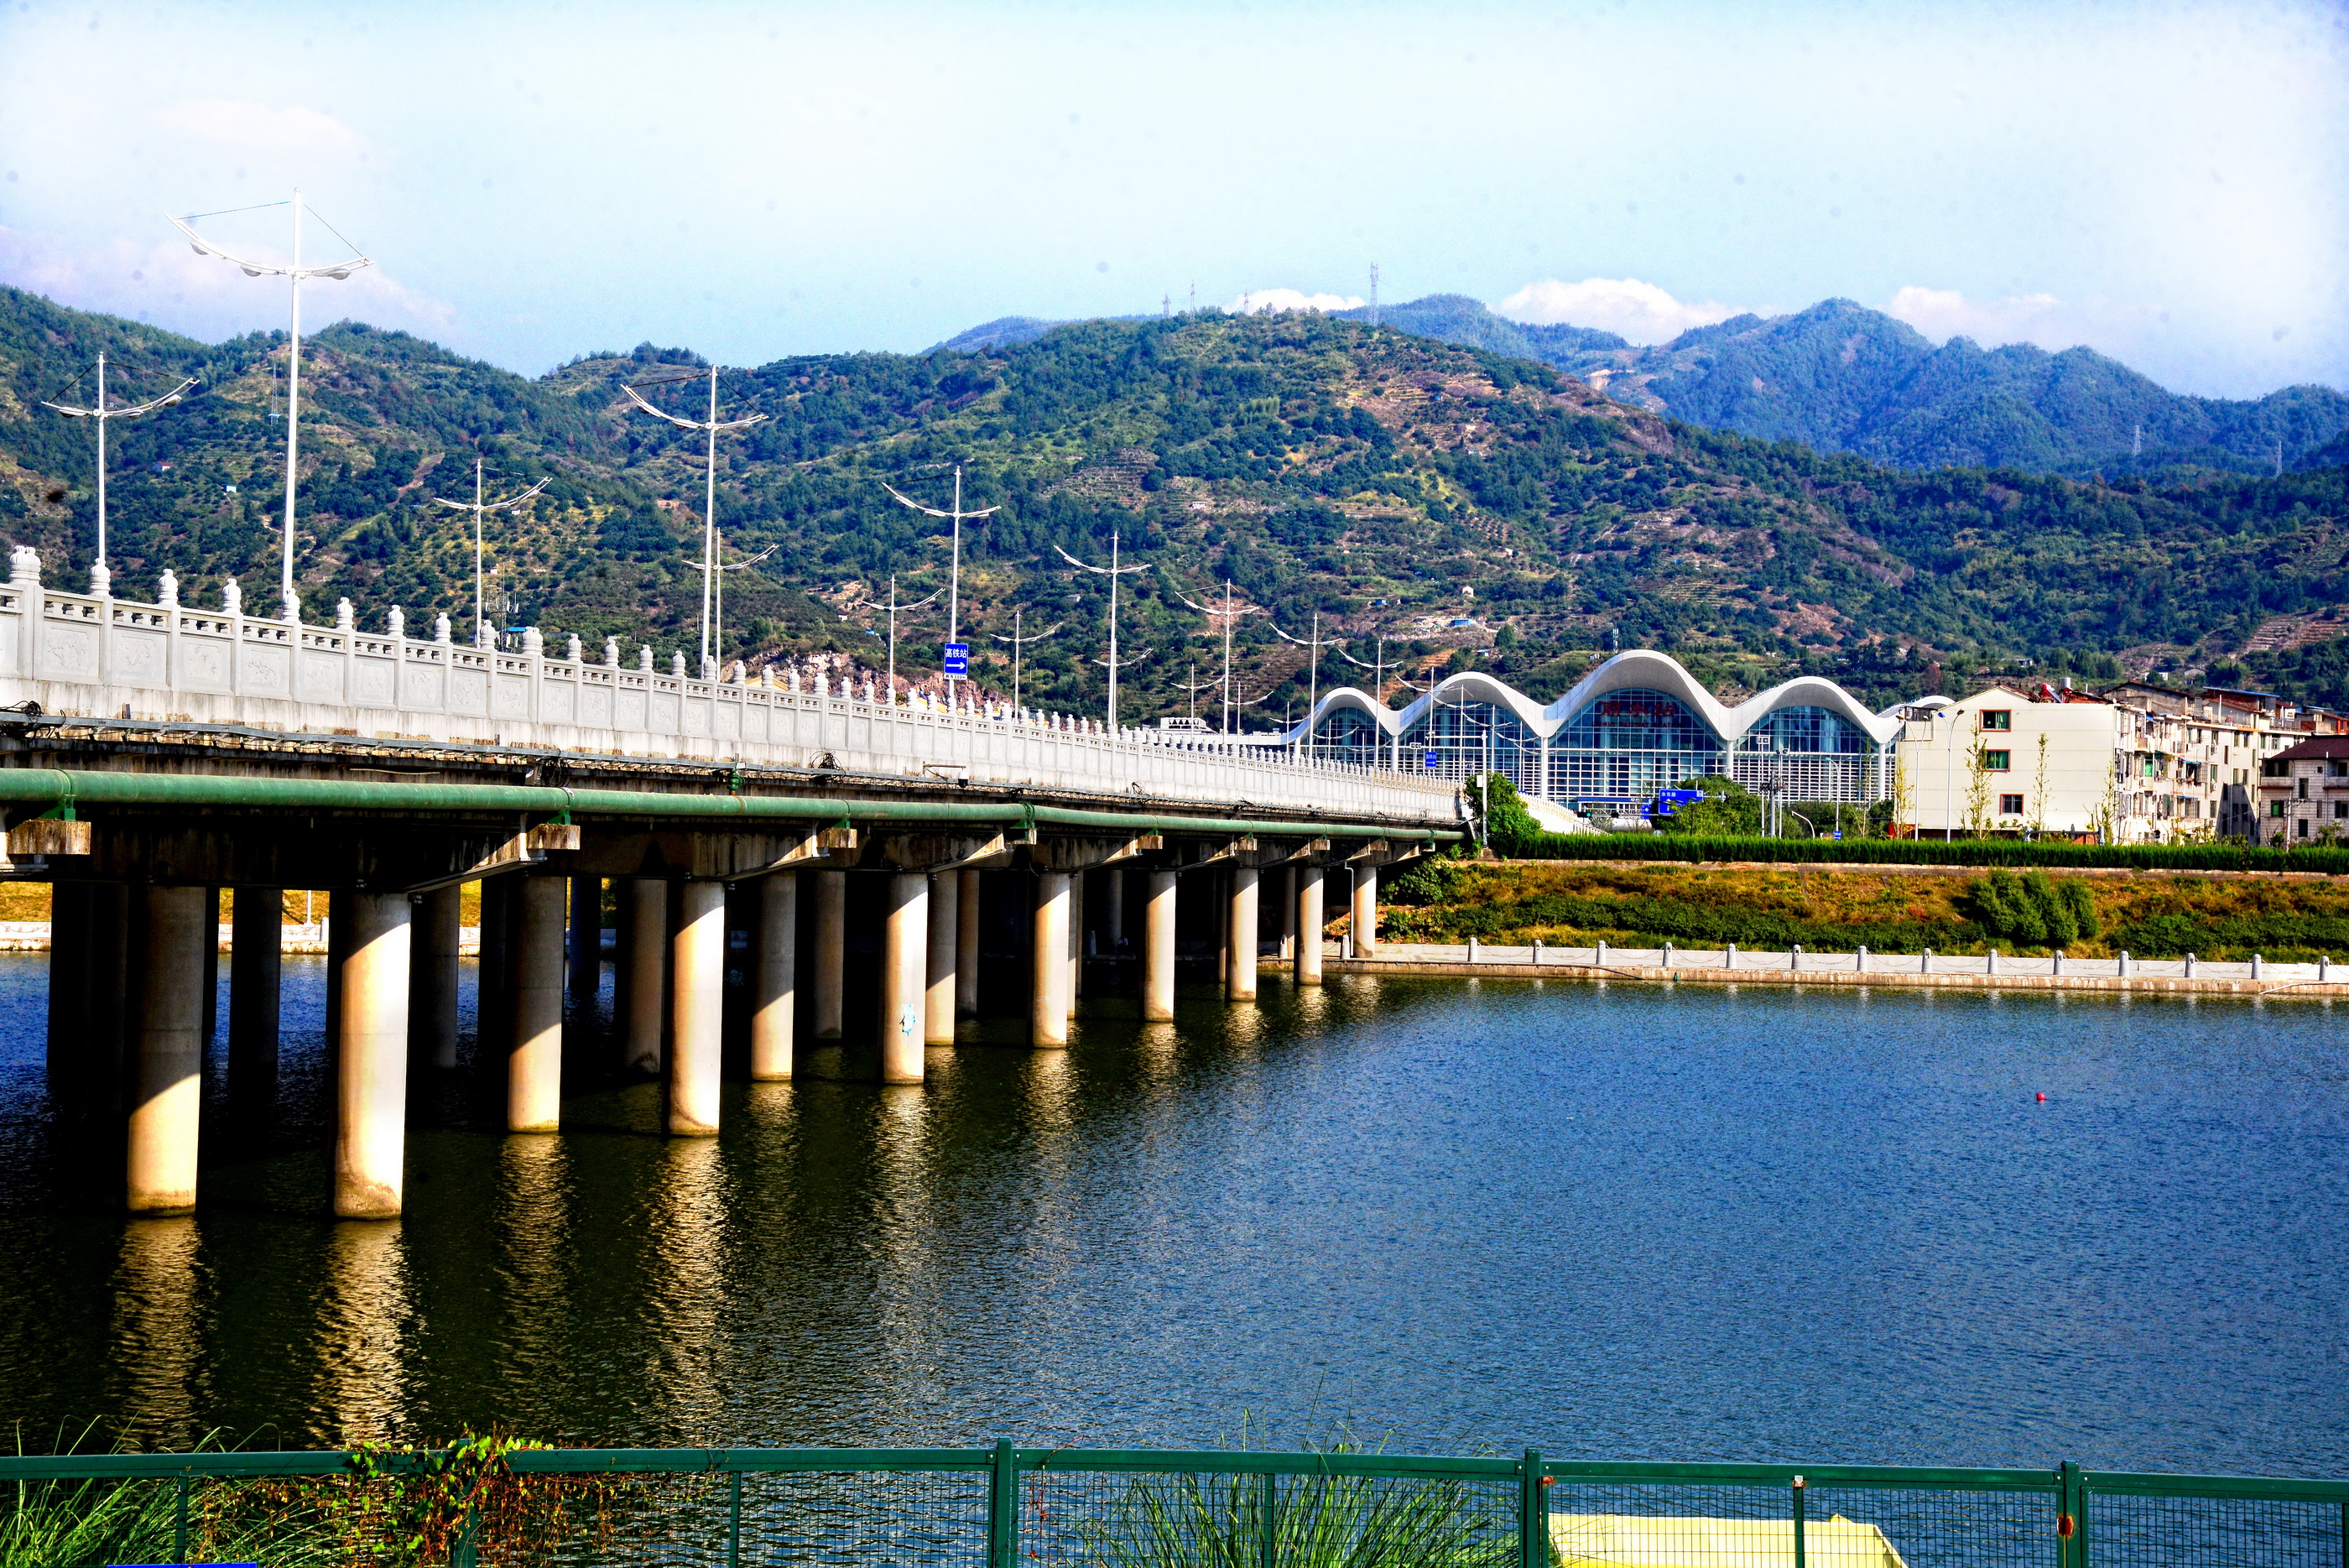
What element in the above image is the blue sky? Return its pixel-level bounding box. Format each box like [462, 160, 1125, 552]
[2, 0, 2342, 399]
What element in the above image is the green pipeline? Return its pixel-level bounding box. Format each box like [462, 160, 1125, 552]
[0, 769, 1461, 846]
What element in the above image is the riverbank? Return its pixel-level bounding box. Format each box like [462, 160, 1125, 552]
[1272, 940, 2346, 999]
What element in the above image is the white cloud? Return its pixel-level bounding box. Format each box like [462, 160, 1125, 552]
[1227, 288, 1364, 315]
[0, 226, 457, 345]
[154, 98, 367, 159]
[1490, 277, 1742, 345]
[1886, 285, 2101, 352]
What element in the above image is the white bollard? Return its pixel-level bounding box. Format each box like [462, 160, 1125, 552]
[2322, 955, 2332, 983]
[1467, 935, 1479, 965]
[1532, 938, 1544, 966]
[2184, 952, 2195, 978]
[1921, 948, 1932, 974]
[1857, 945, 1867, 973]
[1791, 944, 1802, 972]
[1596, 940, 1607, 968]
[1726, 943, 1737, 969]
[2117, 950, 2130, 977]
[1987, 947, 1999, 977]
[2252, 953, 2263, 980]
[1664, 942, 1675, 969]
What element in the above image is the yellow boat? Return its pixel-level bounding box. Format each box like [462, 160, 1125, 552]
[1549, 1513, 1913, 1568]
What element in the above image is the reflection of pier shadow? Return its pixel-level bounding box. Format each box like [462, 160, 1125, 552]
[112, 1217, 205, 1449]
[648, 1137, 728, 1439]
[312, 1221, 412, 1442]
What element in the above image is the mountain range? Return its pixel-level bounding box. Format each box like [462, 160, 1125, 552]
[4, 282, 2348, 724]
[939, 294, 2348, 482]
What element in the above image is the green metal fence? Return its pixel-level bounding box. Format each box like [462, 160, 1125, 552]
[0, 1445, 2342, 1568]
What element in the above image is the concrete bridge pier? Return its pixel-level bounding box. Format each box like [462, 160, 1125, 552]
[751, 873, 795, 1081]
[814, 869, 846, 1039]
[1227, 866, 1259, 1003]
[924, 871, 957, 1045]
[622, 878, 667, 1076]
[126, 886, 210, 1215]
[1296, 865, 1326, 986]
[476, 878, 510, 1055]
[334, 892, 412, 1218]
[508, 875, 567, 1133]
[568, 876, 601, 1001]
[668, 881, 726, 1135]
[1068, 872, 1086, 1003]
[1103, 869, 1124, 957]
[1279, 867, 1296, 962]
[1352, 862, 1378, 955]
[883, 873, 929, 1082]
[1143, 870, 1178, 1022]
[1031, 871, 1070, 1048]
[409, 886, 460, 1070]
[955, 868, 982, 1019]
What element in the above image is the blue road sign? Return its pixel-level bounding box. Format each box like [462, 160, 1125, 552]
[943, 641, 968, 678]
[1651, 788, 1705, 816]
[1424, 749, 1440, 768]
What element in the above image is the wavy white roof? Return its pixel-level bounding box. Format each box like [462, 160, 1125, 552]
[1276, 651, 1904, 748]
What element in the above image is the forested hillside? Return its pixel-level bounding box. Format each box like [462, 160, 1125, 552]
[3, 284, 2346, 724]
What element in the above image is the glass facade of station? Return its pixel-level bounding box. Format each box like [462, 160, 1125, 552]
[1304, 704, 1386, 767]
[1729, 703, 1882, 800]
[1398, 699, 1544, 796]
[1549, 688, 1725, 805]
[1287, 659, 1896, 809]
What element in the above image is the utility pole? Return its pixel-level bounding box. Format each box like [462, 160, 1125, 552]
[622, 367, 768, 675]
[432, 461, 549, 648]
[171, 190, 372, 620]
[1170, 580, 1267, 736]
[40, 352, 199, 583]
[1055, 532, 1148, 729]
[883, 466, 999, 680]
[990, 607, 1060, 712]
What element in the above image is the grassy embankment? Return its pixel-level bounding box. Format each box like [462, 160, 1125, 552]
[1379, 858, 2349, 961]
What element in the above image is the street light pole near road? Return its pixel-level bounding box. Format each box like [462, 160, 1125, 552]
[990, 607, 1060, 713]
[170, 190, 372, 621]
[40, 352, 200, 583]
[622, 367, 768, 676]
[1169, 580, 1266, 737]
[1054, 533, 1148, 729]
[882, 466, 999, 676]
[432, 461, 549, 648]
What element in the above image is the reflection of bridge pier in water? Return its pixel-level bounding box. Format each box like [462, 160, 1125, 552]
[0, 550, 1451, 1218]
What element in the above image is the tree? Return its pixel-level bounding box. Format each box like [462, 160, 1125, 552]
[1966, 743, 1992, 837]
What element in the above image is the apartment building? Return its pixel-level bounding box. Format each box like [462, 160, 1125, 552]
[1896, 682, 2307, 841]
[2254, 735, 2349, 845]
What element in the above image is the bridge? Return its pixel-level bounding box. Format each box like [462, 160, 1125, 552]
[0, 552, 1461, 1221]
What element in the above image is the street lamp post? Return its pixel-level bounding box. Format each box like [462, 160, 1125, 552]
[622, 367, 768, 676]
[1054, 533, 1148, 729]
[1169, 580, 1266, 738]
[40, 352, 200, 586]
[170, 190, 372, 621]
[990, 607, 1060, 713]
[432, 461, 549, 648]
[687, 529, 777, 672]
[871, 575, 942, 702]
[1271, 610, 1345, 756]
[883, 466, 999, 680]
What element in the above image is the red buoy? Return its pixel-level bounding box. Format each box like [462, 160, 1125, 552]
[2037, 1092, 2047, 1102]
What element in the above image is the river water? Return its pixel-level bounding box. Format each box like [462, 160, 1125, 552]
[0, 954, 2341, 1474]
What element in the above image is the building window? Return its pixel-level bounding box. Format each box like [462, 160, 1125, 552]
[1981, 749, 2011, 771]
[2271, 801, 2287, 818]
[2298, 817, 2310, 837]
[2336, 802, 2347, 820]
[1999, 793, 2024, 815]
[1979, 710, 2012, 732]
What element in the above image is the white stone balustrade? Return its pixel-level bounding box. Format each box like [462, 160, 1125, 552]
[0, 554, 1458, 822]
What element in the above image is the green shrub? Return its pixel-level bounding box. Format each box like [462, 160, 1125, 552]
[1489, 831, 2349, 876]
[1973, 871, 2101, 948]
